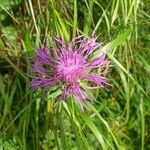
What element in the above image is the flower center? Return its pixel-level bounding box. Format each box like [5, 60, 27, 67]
[56, 51, 86, 83]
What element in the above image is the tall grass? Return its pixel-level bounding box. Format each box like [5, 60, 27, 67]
[0, 0, 150, 149]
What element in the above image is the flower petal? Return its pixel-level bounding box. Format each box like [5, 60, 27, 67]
[84, 73, 108, 87]
[36, 47, 55, 64]
[61, 87, 70, 100]
[31, 77, 56, 89]
[70, 84, 85, 100]
[79, 37, 102, 57]
[61, 84, 85, 100]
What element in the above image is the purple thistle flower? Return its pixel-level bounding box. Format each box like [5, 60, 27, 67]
[31, 35, 111, 106]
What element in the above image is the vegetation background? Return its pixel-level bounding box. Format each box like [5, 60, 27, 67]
[0, 0, 150, 149]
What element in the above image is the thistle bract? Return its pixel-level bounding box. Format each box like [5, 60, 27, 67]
[31, 35, 111, 106]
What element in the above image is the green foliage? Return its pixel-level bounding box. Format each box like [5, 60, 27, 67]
[0, 0, 150, 149]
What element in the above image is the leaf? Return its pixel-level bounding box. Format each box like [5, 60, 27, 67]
[108, 53, 147, 96]
[81, 112, 106, 150]
[85, 102, 120, 149]
[54, 9, 70, 41]
[92, 28, 132, 58]
[107, 28, 131, 50]
[47, 88, 62, 99]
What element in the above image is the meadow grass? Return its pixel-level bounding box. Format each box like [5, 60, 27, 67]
[0, 0, 150, 149]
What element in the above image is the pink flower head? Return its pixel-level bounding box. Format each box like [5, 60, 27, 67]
[31, 35, 111, 106]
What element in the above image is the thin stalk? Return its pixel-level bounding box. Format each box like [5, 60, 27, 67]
[73, 0, 77, 38]
[35, 99, 40, 149]
[140, 98, 145, 150]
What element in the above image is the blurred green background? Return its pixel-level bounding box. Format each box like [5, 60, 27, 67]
[0, 0, 150, 149]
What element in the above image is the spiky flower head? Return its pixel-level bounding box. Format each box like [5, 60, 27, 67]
[31, 35, 111, 107]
